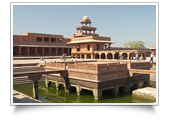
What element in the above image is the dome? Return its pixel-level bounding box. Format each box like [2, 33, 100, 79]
[83, 15, 89, 20]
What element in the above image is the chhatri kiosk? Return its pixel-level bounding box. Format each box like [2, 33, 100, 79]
[67, 15, 114, 59]
[67, 15, 148, 60]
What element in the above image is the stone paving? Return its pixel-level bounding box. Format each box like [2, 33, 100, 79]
[13, 57, 156, 65]
[13, 90, 41, 103]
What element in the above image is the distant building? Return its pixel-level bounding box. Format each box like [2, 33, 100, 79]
[13, 33, 71, 56]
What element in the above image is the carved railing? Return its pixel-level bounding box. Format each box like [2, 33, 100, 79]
[44, 61, 66, 70]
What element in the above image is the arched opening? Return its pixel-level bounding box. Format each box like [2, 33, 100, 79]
[107, 53, 113, 59]
[122, 53, 128, 60]
[95, 53, 99, 59]
[73, 54, 75, 58]
[44, 48, 50, 55]
[58, 48, 62, 56]
[114, 52, 119, 59]
[129, 53, 136, 60]
[37, 47, 43, 56]
[30, 47, 36, 55]
[51, 48, 56, 55]
[87, 54, 91, 59]
[13, 47, 19, 55]
[64, 48, 68, 55]
[101, 53, 105, 59]
[139, 52, 146, 60]
[82, 54, 84, 59]
[21, 47, 27, 55]
[77, 54, 80, 58]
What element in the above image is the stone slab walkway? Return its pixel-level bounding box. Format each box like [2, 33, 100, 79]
[13, 90, 41, 103]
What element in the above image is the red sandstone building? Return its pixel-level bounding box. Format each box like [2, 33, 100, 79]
[13, 15, 153, 59]
[13, 32, 71, 56]
[67, 15, 151, 60]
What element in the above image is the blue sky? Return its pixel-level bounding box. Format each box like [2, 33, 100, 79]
[13, 5, 156, 48]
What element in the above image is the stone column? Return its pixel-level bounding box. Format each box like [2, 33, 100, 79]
[144, 80, 150, 87]
[56, 48, 58, 55]
[80, 54, 82, 59]
[91, 54, 94, 59]
[84, 54, 87, 59]
[111, 86, 119, 95]
[92, 89, 103, 100]
[49, 48, 51, 56]
[105, 53, 108, 59]
[76, 85, 81, 96]
[35, 47, 37, 55]
[27, 47, 30, 55]
[55, 81, 59, 90]
[126, 53, 129, 60]
[99, 53, 101, 59]
[28, 75, 42, 99]
[19, 47, 22, 55]
[112, 53, 115, 59]
[134, 81, 140, 89]
[108, 43, 111, 50]
[42, 48, 44, 56]
[123, 85, 130, 92]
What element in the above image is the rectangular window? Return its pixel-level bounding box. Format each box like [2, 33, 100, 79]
[77, 44, 80, 51]
[51, 38, 56, 42]
[87, 44, 90, 51]
[57, 38, 62, 43]
[36, 37, 42, 42]
[44, 37, 49, 42]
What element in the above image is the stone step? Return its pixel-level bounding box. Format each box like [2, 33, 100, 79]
[13, 76, 45, 85]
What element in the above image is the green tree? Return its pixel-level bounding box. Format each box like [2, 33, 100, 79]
[124, 41, 145, 48]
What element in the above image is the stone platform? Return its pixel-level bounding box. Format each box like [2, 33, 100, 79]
[132, 87, 156, 101]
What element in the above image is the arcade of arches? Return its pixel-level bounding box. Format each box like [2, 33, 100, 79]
[13, 46, 71, 56]
[72, 51, 147, 60]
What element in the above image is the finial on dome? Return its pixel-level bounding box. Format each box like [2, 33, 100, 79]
[83, 15, 89, 20]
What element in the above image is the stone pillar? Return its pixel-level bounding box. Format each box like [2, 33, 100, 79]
[56, 48, 58, 55]
[111, 86, 119, 95]
[19, 47, 22, 55]
[91, 54, 94, 59]
[93, 89, 103, 100]
[42, 47, 44, 56]
[28, 75, 42, 99]
[35, 47, 37, 55]
[49, 48, 51, 55]
[134, 81, 140, 89]
[144, 80, 150, 87]
[127, 53, 130, 60]
[84, 54, 87, 59]
[76, 85, 81, 96]
[99, 53, 101, 59]
[55, 81, 59, 90]
[112, 53, 115, 59]
[60, 71, 70, 93]
[108, 43, 111, 50]
[105, 53, 108, 59]
[123, 85, 130, 92]
[27, 47, 30, 55]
